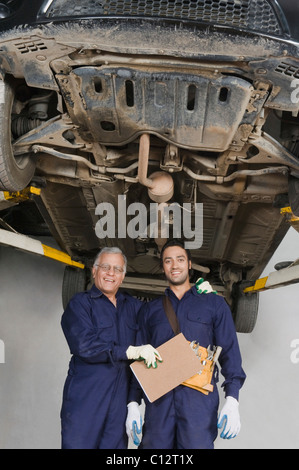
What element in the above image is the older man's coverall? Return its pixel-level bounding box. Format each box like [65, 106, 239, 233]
[129, 286, 246, 449]
[60, 284, 141, 449]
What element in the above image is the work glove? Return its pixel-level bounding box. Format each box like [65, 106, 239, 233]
[126, 401, 142, 446]
[217, 396, 241, 439]
[126, 344, 162, 368]
[195, 277, 217, 294]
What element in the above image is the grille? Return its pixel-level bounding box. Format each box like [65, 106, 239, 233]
[14, 39, 48, 54]
[42, 0, 283, 36]
[275, 62, 299, 79]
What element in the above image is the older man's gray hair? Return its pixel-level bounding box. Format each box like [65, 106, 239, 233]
[93, 247, 127, 273]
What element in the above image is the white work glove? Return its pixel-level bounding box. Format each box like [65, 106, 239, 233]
[195, 277, 217, 294]
[126, 401, 142, 446]
[126, 344, 162, 368]
[217, 396, 241, 439]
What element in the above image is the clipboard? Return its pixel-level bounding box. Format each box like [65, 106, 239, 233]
[130, 333, 202, 403]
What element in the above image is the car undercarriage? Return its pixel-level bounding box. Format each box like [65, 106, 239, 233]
[0, 0, 299, 331]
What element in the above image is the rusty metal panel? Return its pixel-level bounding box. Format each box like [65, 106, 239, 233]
[57, 66, 254, 151]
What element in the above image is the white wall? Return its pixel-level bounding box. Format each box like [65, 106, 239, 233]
[0, 239, 68, 449]
[216, 227, 299, 449]
[0, 229, 298, 449]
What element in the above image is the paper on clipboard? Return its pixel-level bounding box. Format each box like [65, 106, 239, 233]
[130, 333, 202, 403]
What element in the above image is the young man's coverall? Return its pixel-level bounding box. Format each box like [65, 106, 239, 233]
[60, 284, 141, 449]
[129, 285, 246, 449]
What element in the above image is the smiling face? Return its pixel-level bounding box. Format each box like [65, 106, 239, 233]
[162, 245, 191, 287]
[92, 252, 126, 297]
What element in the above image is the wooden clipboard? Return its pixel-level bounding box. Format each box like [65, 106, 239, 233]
[130, 333, 201, 403]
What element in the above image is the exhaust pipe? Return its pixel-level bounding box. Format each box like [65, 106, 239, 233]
[138, 133, 174, 203]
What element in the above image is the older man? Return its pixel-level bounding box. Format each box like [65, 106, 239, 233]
[60, 247, 161, 449]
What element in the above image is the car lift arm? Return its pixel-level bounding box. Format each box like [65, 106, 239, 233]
[0, 227, 85, 269]
[244, 259, 299, 293]
[1, 187, 85, 269]
[243, 206, 299, 293]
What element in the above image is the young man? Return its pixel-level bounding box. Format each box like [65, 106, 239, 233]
[127, 239, 246, 449]
[60, 247, 161, 449]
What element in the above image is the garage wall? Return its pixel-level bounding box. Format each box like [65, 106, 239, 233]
[216, 227, 299, 449]
[0, 239, 68, 449]
[0, 229, 298, 449]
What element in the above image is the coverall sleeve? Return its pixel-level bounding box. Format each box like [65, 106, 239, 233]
[213, 297, 246, 400]
[61, 294, 116, 364]
[127, 303, 148, 404]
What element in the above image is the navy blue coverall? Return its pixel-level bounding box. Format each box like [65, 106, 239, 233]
[129, 286, 246, 449]
[60, 284, 141, 449]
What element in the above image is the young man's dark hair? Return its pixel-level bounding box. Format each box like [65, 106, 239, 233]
[159, 239, 192, 266]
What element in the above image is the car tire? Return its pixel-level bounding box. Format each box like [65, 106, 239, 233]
[232, 281, 259, 333]
[62, 266, 89, 310]
[0, 77, 36, 191]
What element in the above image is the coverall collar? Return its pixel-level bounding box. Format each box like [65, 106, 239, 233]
[90, 283, 125, 301]
[165, 284, 197, 300]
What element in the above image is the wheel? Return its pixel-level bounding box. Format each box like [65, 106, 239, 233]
[62, 266, 89, 310]
[232, 281, 259, 333]
[0, 77, 36, 191]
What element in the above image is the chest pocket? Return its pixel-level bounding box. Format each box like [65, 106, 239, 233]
[187, 309, 212, 325]
[97, 315, 113, 328]
[94, 314, 115, 342]
[123, 316, 138, 344]
[186, 309, 213, 345]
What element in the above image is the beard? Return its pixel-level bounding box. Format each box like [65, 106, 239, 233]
[165, 270, 189, 286]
